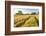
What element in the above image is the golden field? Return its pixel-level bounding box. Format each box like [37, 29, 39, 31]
[14, 15, 39, 27]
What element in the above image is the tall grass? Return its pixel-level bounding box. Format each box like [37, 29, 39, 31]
[14, 15, 39, 27]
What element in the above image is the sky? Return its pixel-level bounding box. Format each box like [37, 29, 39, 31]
[13, 8, 39, 14]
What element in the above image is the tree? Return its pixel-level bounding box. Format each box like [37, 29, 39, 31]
[16, 10, 22, 15]
[18, 11, 22, 14]
[31, 12, 36, 15]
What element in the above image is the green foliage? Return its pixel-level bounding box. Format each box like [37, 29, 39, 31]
[31, 12, 36, 15]
[16, 11, 23, 15]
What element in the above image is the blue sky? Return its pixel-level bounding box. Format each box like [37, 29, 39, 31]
[14, 8, 39, 14]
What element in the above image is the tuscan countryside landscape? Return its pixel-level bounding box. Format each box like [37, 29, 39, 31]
[14, 8, 39, 27]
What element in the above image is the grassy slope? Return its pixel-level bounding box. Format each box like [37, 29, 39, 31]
[14, 15, 39, 27]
